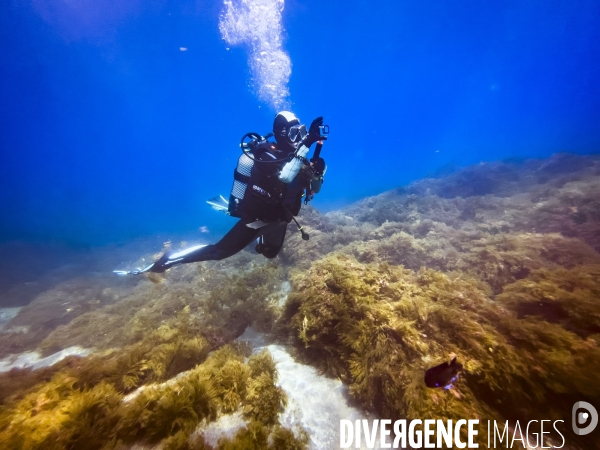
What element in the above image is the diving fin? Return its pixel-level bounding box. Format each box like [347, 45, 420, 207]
[112, 263, 154, 276]
[206, 195, 229, 213]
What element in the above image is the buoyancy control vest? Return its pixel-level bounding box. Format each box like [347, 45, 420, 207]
[228, 141, 291, 221]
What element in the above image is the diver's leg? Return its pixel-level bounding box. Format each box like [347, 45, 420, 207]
[256, 221, 288, 259]
[148, 220, 261, 272]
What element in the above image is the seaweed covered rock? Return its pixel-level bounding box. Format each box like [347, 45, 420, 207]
[281, 254, 600, 448]
[116, 367, 218, 444]
[286, 195, 600, 297]
[244, 350, 286, 425]
[453, 233, 600, 294]
[497, 265, 600, 337]
[282, 255, 515, 413]
[0, 341, 298, 449]
[0, 276, 137, 358]
[37, 261, 285, 354]
[2, 152, 600, 449]
[407, 153, 600, 199]
[0, 250, 305, 448]
[217, 420, 307, 450]
[0, 376, 122, 450]
[282, 154, 600, 272]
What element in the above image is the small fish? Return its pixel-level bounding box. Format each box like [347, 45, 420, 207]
[424, 357, 462, 389]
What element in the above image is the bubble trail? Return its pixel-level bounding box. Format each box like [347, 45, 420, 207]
[219, 0, 291, 110]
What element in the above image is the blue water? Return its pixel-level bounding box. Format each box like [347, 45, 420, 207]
[1, 0, 599, 247]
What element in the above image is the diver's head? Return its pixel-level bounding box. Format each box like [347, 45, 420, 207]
[273, 111, 307, 150]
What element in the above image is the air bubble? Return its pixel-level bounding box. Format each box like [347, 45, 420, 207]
[219, 0, 291, 110]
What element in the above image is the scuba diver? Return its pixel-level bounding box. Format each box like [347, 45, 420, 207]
[114, 111, 328, 275]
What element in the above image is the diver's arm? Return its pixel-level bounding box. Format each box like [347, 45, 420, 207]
[279, 116, 327, 184]
[278, 144, 310, 183]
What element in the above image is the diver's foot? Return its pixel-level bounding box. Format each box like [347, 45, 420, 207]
[148, 253, 170, 273]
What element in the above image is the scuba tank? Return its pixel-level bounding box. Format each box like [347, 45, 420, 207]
[228, 132, 285, 218]
[228, 151, 254, 218]
[228, 132, 263, 218]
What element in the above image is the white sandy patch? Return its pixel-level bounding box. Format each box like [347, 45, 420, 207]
[0, 307, 22, 331]
[0, 346, 90, 373]
[277, 280, 292, 307]
[236, 327, 383, 449]
[268, 344, 381, 450]
[193, 411, 248, 448]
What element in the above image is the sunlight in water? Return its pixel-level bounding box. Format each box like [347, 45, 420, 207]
[219, 0, 291, 110]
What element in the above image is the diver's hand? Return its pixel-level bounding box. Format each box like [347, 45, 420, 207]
[303, 116, 328, 147]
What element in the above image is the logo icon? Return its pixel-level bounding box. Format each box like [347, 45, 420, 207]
[572, 401, 598, 436]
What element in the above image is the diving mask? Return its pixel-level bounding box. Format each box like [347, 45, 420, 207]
[288, 124, 307, 143]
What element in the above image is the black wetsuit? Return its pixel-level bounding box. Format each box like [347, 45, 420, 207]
[149, 146, 311, 272]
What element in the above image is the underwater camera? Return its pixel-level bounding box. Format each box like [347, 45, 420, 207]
[319, 124, 330, 137]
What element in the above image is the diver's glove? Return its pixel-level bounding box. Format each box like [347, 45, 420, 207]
[302, 116, 328, 148]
